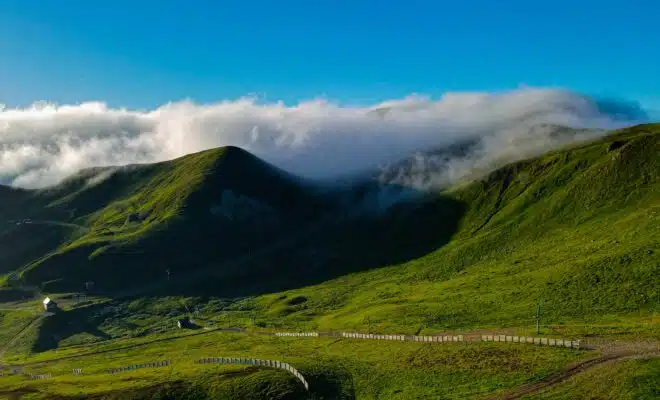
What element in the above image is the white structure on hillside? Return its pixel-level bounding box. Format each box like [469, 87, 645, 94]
[42, 297, 57, 312]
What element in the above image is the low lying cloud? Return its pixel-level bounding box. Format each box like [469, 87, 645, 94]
[0, 88, 648, 189]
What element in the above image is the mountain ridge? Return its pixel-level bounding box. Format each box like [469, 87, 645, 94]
[1, 146, 332, 291]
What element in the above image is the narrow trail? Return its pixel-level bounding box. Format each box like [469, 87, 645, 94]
[483, 349, 660, 400]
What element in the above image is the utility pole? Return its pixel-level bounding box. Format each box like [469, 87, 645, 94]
[166, 269, 171, 281]
[364, 316, 371, 334]
[536, 300, 542, 335]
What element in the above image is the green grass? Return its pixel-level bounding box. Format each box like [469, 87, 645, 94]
[71, 148, 225, 246]
[0, 310, 38, 349]
[14, 148, 227, 289]
[248, 199, 658, 337]
[11, 145, 326, 293]
[526, 357, 660, 400]
[0, 330, 589, 399]
[217, 124, 658, 338]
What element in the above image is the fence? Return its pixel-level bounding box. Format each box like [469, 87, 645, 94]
[197, 357, 309, 391]
[276, 330, 578, 349]
[409, 334, 464, 343]
[341, 332, 406, 341]
[275, 332, 319, 337]
[336, 332, 580, 349]
[481, 335, 580, 348]
[2, 332, 580, 385]
[341, 332, 463, 342]
[0, 368, 24, 377]
[108, 360, 171, 374]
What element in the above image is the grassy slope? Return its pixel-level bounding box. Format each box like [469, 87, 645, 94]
[69, 153, 219, 245]
[0, 331, 587, 400]
[10, 146, 324, 292]
[527, 357, 660, 400]
[0, 185, 76, 278]
[0, 310, 38, 350]
[244, 124, 659, 337]
[15, 148, 225, 287]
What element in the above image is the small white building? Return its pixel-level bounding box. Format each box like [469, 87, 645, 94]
[42, 297, 57, 312]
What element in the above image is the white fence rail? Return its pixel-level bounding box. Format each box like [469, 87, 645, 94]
[481, 335, 580, 348]
[409, 334, 464, 343]
[275, 332, 319, 337]
[341, 332, 406, 341]
[108, 360, 171, 374]
[197, 357, 309, 390]
[276, 330, 579, 348]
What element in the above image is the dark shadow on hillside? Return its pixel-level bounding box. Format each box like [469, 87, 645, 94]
[0, 224, 74, 275]
[23, 180, 466, 300]
[31, 298, 211, 354]
[0, 288, 34, 303]
[307, 367, 357, 400]
[144, 182, 467, 298]
[32, 308, 112, 353]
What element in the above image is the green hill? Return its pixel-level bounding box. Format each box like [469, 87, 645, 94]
[243, 123, 659, 335]
[2, 146, 330, 292]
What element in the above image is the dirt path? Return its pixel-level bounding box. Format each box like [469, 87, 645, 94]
[483, 348, 660, 400]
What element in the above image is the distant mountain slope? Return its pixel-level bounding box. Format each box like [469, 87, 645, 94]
[376, 124, 602, 189]
[246, 123, 659, 333]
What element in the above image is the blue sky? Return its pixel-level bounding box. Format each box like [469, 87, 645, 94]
[1, 0, 658, 110]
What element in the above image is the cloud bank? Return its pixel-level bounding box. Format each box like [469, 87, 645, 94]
[0, 88, 648, 189]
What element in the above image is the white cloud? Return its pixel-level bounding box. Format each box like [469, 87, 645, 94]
[0, 88, 647, 189]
